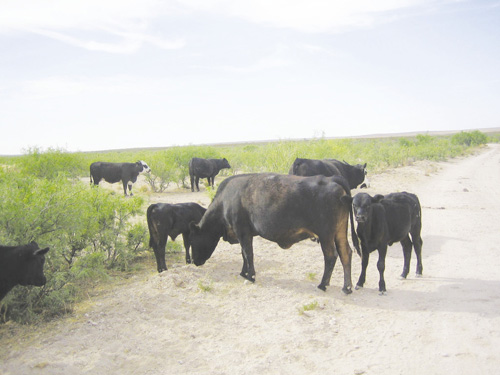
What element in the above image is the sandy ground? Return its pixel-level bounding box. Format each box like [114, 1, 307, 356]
[1, 144, 500, 375]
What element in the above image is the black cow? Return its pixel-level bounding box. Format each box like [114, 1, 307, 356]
[189, 158, 231, 192]
[0, 242, 50, 301]
[345, 192, 423, 294]
[90, 161, 151, 196]
[147, 202, 206, 272]
[189, 173, 355, 294]
[290, 158, 369, 190]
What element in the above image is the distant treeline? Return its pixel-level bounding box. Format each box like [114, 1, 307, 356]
[0, 130, 494, 323]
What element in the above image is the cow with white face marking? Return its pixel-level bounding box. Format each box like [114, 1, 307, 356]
[90, 161, 151, 196]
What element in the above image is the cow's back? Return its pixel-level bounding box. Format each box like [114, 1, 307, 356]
[380, 194, 420, 243]
[190, 158, 213, 178]
[215, 174, 349, 246]
[292, 158, 341, 177]
[90, 162, 123, 184]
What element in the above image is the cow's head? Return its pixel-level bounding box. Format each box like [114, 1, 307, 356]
[189, 222, 220, 266]
[137, 161, 151, 174]
[344, 161, 369, 189]
[17, 242, 50, 287]
[220, 158, 231, 169]
[350, 192, 380, 223]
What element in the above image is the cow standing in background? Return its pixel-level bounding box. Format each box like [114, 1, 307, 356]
[189, 158, 231, 192]
[189, 173, 355, 294]
[147, 202, 206, 272]
[290, 158, 369, 190]
[346, 191, 423, 294]
[0, 242, 50, 301]
[90, 161, 151, 196]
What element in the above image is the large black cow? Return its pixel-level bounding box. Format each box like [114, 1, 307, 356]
[189, 158, 231, 192]
[345, 192, 423, 294]
[90, 161, 151, 196]
[189, 173, 355, 294]
[0, 242, 50, 301]
[147, 202, 206, 272]
[290, 158, 369, 190]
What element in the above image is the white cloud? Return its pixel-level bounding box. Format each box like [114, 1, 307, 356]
[20, 75, 166, 99]
[0, 0, 184, 53]
[177, 0, 443, 33]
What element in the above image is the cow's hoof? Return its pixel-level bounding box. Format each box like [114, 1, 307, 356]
[379, 291, 387, 296]
[415, 273, 423, 278]
[317, 284, 327, 292]
[342, 286, 353, 295]
[400, 274, 408, 279]
[240, 272, 255, 283]
[355, 284, 363, 290]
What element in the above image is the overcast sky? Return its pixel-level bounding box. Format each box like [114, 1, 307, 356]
[1, 0, 499, 155]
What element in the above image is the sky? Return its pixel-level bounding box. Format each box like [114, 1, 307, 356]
[1, 0, 499, 155]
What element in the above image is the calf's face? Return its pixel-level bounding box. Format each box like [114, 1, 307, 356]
[189, 223, 219, 266]
[352, 193, 374, 223]
[18, 246, 50, 287]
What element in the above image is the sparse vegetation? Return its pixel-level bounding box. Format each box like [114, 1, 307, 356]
[298, 300, 320, 315]
[0, 130, 494, 324]
[197, 280, 214, 293]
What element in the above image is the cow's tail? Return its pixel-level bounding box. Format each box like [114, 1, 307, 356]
[349, 207, 361, 256]
[146, 204, 157, 249]
[334, 175, 361, 256]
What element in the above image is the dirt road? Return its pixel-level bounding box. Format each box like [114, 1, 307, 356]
[2, 144, 500, 375]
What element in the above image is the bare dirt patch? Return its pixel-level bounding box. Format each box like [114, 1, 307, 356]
[2, 145, 500, 375]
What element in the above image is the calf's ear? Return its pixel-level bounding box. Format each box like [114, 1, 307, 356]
[340, 195, 353, 205]
[189, 222, 201, 233]
[373, 194, 384, 203]
[35, 247, 50, 256]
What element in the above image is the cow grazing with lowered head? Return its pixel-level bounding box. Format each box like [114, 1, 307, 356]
[189, 173, 355, 294]
[290, 158, 369, 190]
[0, 242, 50, 301]
[189, 158, 231, 192]
[345, 191, 423, 294]
[90, 161, 151, 196]
[147, 202, 206, 272]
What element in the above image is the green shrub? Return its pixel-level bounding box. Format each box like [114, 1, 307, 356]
[17, 147, 86, 179]
[451, 130, 488, 146]
[0, 167, 145, 323]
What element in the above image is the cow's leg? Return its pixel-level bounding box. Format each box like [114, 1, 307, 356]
[335, 232, 353, 295]
[122, 181, 128, 196]
[377, 246, 388, 294]
[400, 235, 413, 279]
[128, 182, 134, 196]
[356, 249, 370, 290]
[195, 177, 200, 192]
[190, 176, 195, 192]
[182, 233, 191, 264]
[412, 232, 423, 276]
[239, 235, 255, 282]
[318, 240, 338, 292]
[153, 245, 168, 273]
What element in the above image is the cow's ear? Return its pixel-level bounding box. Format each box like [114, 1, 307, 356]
[189, 222, 201, 233]
[340, 195, 353, 206]
[363, 163, 367, 169]
[373, 194, 384, 203]
[34, 247, 49, 256]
